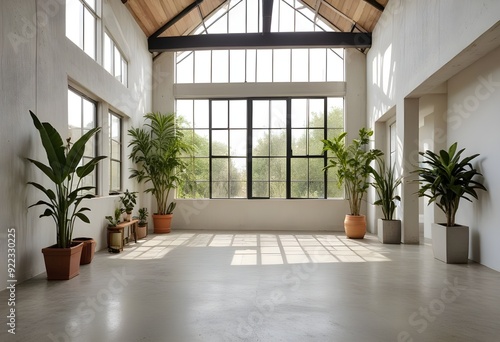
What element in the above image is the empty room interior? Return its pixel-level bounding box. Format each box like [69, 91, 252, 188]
[1, 0, 500, 341]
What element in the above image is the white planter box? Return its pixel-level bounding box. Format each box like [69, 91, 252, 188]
[431, 223, 469, 264]
[378, 219, 401, 244]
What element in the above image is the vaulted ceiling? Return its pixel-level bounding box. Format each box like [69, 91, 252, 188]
[122, 0, 388, 51]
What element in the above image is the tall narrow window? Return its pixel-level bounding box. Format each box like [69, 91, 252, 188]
[68, 87, 98, 195]
[109, 111, 122, 193]
[103, 32, 128, 86]
[389, 121, 396, 167]
[66, 0, 98, 60]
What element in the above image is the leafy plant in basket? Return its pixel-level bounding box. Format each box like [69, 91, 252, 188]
[27, 111, 106, 248]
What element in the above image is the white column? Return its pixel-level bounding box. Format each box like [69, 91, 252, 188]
[397, 98, 420, 244]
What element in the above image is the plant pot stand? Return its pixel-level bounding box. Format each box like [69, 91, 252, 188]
[432, 223, 469, 264]
[378, 219, 401, 244]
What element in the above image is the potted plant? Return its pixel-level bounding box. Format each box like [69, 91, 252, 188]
[369, 157, 402, 244]
[119, 189, 137, 221]
[322, 128, 383, 238]
[27, 111, 106, 279]
[128, 112, 194, 233]
[106, 207, 123, 227]
[136, 207, 149, 239]
[414, 142, 487, 263]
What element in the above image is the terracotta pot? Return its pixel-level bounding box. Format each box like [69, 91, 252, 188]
[153, 214, 173, 234]
[41, 242, 83, 280]
[72, 237, 96, 264]
[136, 224, 148, 239]
[344, 215, 366, 239]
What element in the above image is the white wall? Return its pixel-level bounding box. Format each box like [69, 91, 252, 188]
[154, 49, 367, 232]
[447, 46, 500, 270]
[0, 0, 151, 286]
[367, 0, 500, 268]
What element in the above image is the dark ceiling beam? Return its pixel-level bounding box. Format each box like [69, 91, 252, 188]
[362, 0, 385, 12]
[262, 0, 274, 33]
[148, 32, 371, 51]
[150, 0, 204, 39]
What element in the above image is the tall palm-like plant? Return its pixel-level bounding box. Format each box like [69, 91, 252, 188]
[128, 112, 194, 215]
[322, 128, 383, 216]
[414, 142, 487, 226]
[27, 111, 106, 248]
[369, 157, 402, 220]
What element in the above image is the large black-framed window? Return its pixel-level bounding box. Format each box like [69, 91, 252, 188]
[177, 97, 344, 199]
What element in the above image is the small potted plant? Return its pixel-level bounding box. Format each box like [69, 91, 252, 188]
[27, 111, 106, 279]
[414, 142, 487, 263]
[106, 207, 123, 227]
[369, 157, 402, 244]
[136, 207, 149, 239]
[119, 189, 137, 221]
[322, 128, 383, 238]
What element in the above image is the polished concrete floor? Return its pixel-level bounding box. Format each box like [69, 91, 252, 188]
[2, 231, 500, 342]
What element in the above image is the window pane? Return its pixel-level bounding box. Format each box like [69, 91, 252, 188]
[292, 129, 306, 155]
[291, 99, 307, 127]
[279, 1, 295, 32]
[309, 99, 324, 127]
[229, 100, 247, 128]
[230, 130, 247, 156]
[256, 49, 272, 82]
[177, 99, 193, 127]
[194, 129, 209, 156]
[83, 99, 95, 129]
[228, 1, 245, 33]
[246, 0, 258, 33]
[270, 129, 286, 156]
[68, 90, 82, 129]
[310, 49, 326, 82]
[177, 51, 194, 83]
[103, 33, 112, 73]
[252, 130, 269, 156]
[66, 0, 83, 49]
[84, 0, 96, 11]
[83, 8, 95, 59]
[327, 48, 344, 82]
[270, 181, 286, 198]
[110, 161, 121, 191]
[212, 130, 228, 156]
[309, 129, 324, 155]
[253, 100, 269, 128]
[252, 158, 269, 181]
[230, 50, 246, 83]
[252, 181, 269, 198]
[212, 50, 229, 83]
[194, 51, 211, 83]
[194, 100, 209, 128]
[111, 140, 120, 159]
[246, 49, 256, 82]
[327, 97, 344, 128]
[212, 101, 228, 128]
[270, 100, 286, 128]
[212, 159, 228, 181]
[273, 49, 290, 82]
[114, 46, 121, 80]
[292, 49, 308, 82]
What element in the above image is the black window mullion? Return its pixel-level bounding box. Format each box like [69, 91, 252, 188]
[323, 98, 328, 199]
[209, 99, 213, 198]
[286, 98, 292, 199]
[247, 99, 253, 198]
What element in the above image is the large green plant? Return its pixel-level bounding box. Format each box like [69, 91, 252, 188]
[414, 142, 486, 227]
[27, 111, 106, 248]
[322, 128, 383, 216]
[369, 157, 402, 220]
[128, 112, 194, 215]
